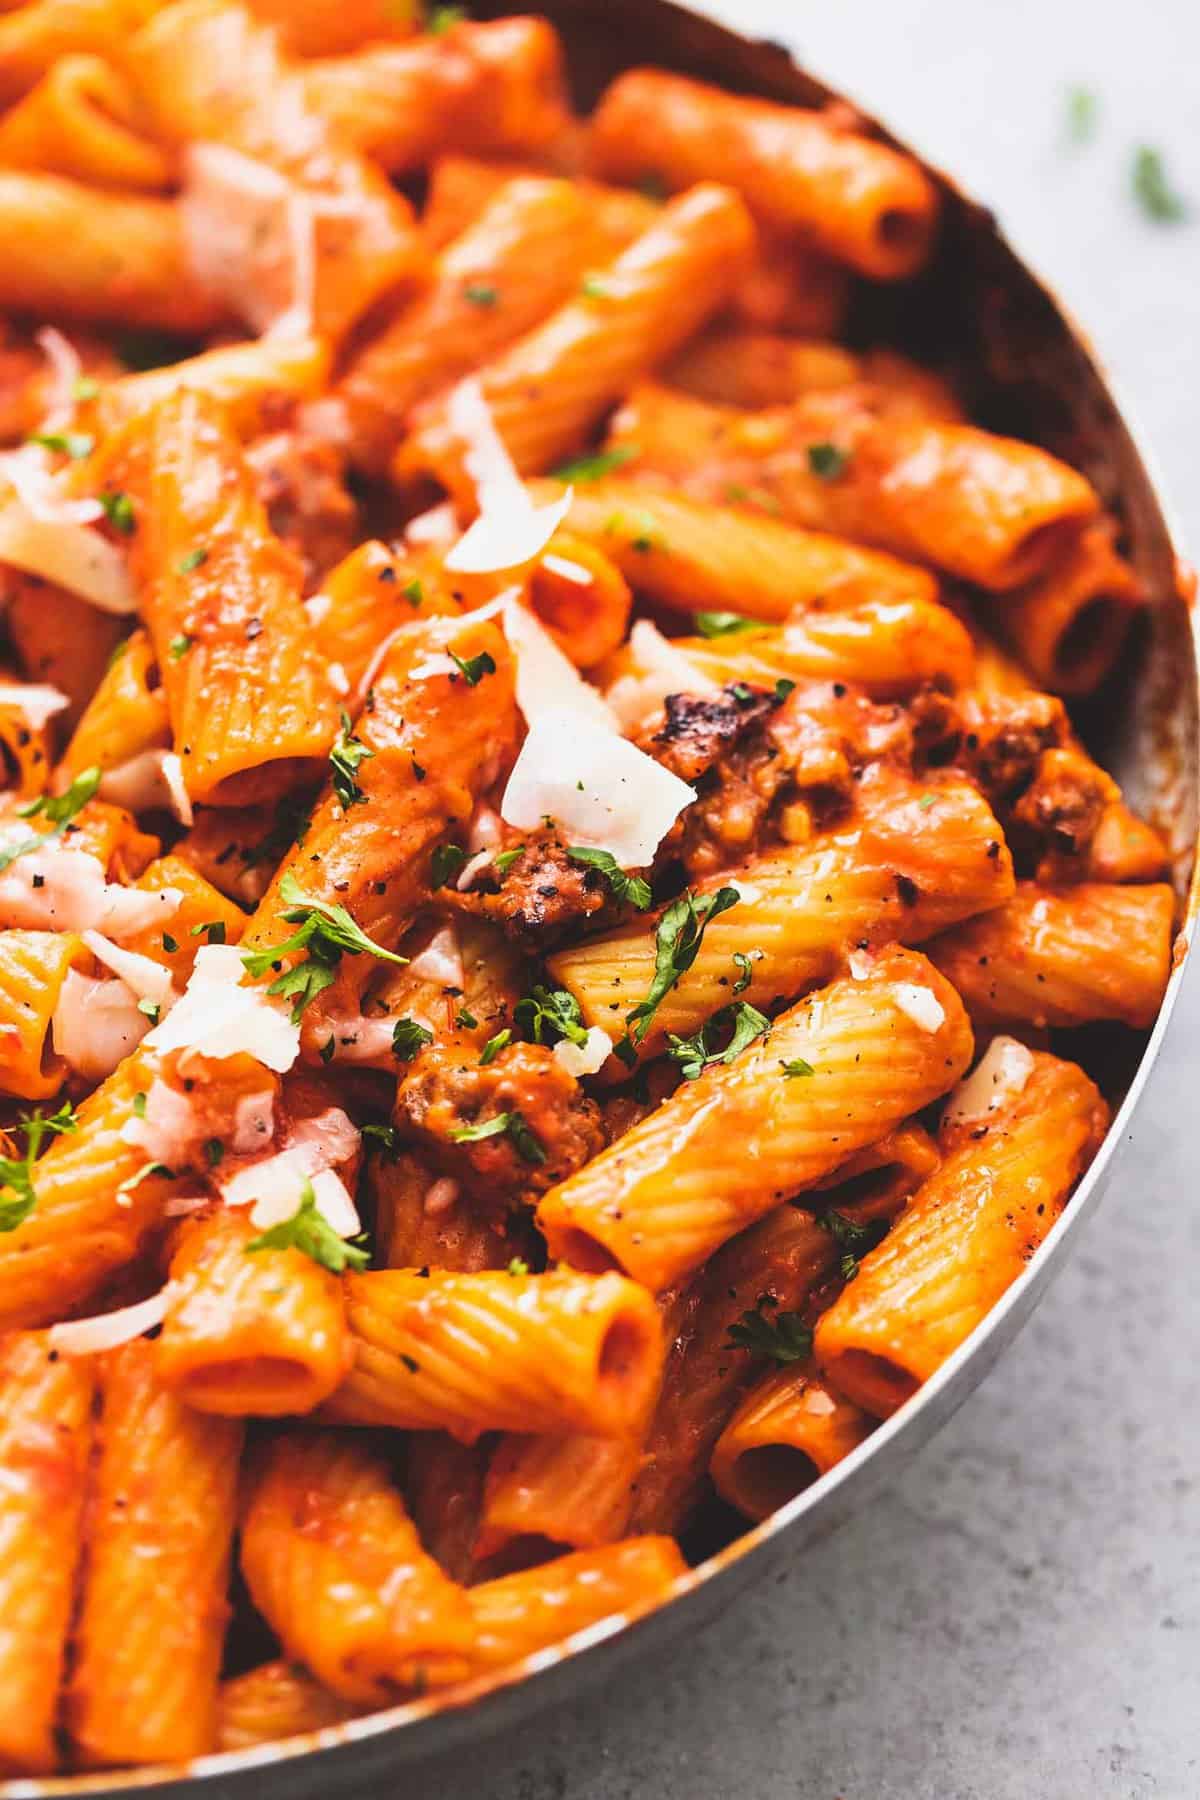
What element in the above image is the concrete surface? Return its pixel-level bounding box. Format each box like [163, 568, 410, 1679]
[418, 5, 1200, 1795]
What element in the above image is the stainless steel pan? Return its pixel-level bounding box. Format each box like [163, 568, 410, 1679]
[10, 2, 1196, 1793]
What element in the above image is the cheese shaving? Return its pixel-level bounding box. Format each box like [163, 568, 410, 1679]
[443, 381, 574, 574]
[0, 476, 133, 612]
[605, 619, 718, 732]
[82, 931, 176, 1010]
[0, 683, 69, 730]
[942, 1036, 1036, 1132]
[0, 830, 183, 938]
[501, 705, 695, 868]
[52, 969, 151, 1082]
[502, 597, 618, 732]
[146, 943, 300, 1072]
[99, 748, 194, 826]
[48, 1288, 172, 1356]
[407, 921, 465, 988]
[552, 1026, 613, 1078]
[893, 983, 945, 1034]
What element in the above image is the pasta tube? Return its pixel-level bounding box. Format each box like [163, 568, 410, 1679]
[0, 926, 87, 1099]
[665, 329, 963, 420]
[0, 171, 226, 330]
[588, 70, 940, 279]
[55, 627, 168, 785]
[533, 478, 937, 618]
[991, 518, 1144, 695]
[341, 175, 633, 474]
[67, 1340, 243, 1766]
[96, 334, 331, 440]
[926, 881, 1175, 1030]
[405, 1431, 490, 1584]
[240, 1430, 474, 1703]
[157, 1205, 351, 1415]
[0, 1332, 93, 1775]
[813, 1046, 1109, 1415]
[301, 17, 570, 174]
[400, 184, 756, 495]
[551, 774, 1013, 1058]
[0, 0, 159, 103]
[710, 1361, 874, 1521]
[537, 946, 973, 1292]
[218, 1661, 359, 1752]
[0, 52, 169, 190]
[102, 389, 340, 807]
[326, 1266, 665, 1443]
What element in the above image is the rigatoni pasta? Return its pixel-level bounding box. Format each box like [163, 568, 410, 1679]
[0, 4, 1175, 1773]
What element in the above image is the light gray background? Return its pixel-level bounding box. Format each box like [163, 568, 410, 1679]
[422, 4, 1200, 1795]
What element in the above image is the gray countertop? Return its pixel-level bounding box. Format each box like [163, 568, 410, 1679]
[413, 6, 1200, 1795]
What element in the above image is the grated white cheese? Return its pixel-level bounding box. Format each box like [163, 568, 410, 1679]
[98, 748, 193, 826]
[407, 921, 465, 989]
[146, 943, 300, 1072]
[0, 474, 133, 612]
[501, 705, 695, 868]
[52, 969, 151, 1082]
[34, 327, 83, 430]
[942, 1036, 1036, 1132]
[0, 829, 183, 938]
[893, 983, 946, 1034]
[552, 1025, 613, 1078]
[82, 931, 176, 1010]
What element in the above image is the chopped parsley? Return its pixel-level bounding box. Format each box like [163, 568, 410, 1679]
[666, 999, 770, 1081]
[625, 885, 741, 1046]
[0, 1100, 78, 1231]
[98, 490, 135, 534]
[176, 547, 208, 575]
[493, 846, 524, 877]
[133, 1091, 147, 1118]
[550, 445, 639, 483]
[1064, 84, 1098, 144]
[425, 2, 465, 31]
[329, 710, 373, 809]
[161, 933, 178, 953]
[450, 649, 496, 687]
[72, 375, 101, 402]
[137, 998, 160, 1022]
[514, 984, 588, 1048]
[361, 1122, 401, 1156]
[807, 442, 852, 480]
[455, 1007, 477, 1029]
[1132, 145, 1188, 222]
[26, 430, 94, 461]
[463, 281, 499, 306]
[168, 633, 192, 661]
[732, 950, 760, 994]
[391, 1017, 434, 1061]
[241, 871, 405, 1022]
[566, 846, 651, 911]
[189, 918, 227, 944]
[245, 1176, 371, 1273]
[693, 610, 761, 638]
[402, 577, 423, 607]
[506, 1256, 530, 1277]
[773, 678, 795, 704]
[449, 1110, 545, 1164]
[479, 1028, 512, 1064]
[822, 1208, 889, 1283]
[204, 1137, 224, 1168]
[780, 1057, 815, 1078]
[918, 792, 938, 812]
[580, 273, 611, 299]
[0, 766, 101, 874]
[727, 1305, 812, 1364]
[431, 842, 467, 888]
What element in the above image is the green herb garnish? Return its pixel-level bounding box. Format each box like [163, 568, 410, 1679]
[329, 710, 373, 809]
[449, 1110, 545, 1164]
[807, 442, 851, 480]
[0, 1100, 78, 1231]
[246, 1176, 371, 1273]
[625, 886, 740, 1046]
[550, 445, 639, 483]
[241, 871, 405, 1022]
[666, 999, 770, 1081]
[727, 1305, 812, 1364]
[514, 984, 588, 1048]
[566, 846, 651, 911]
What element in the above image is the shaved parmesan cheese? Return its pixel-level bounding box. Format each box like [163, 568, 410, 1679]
[82, 931, 176, 1011]
[0, 489, 133, 612]
[0, 683, 68, 730]
[321, 1010, 399, 1063]
[467, 803, 503, 852]
[407, 921, 465, 989]
[286, 1105, 361, 1168]
[34, 327, 83, 429]
[0, 446, 101, 526]
[121, 1076, 202, 1166]
[327, 661, 350, 697]
[894, 983, 945, 1034]
[502, 597, 618, 732]
[943, 1036, 1036, 1132]
[605, 619, 718, 732]
[405, 500, 459, 550]
[146, 943, 300, 1072]
[223, 1152, 360, 1237]
[0, 831, 182, 938]
[424, 1177, 459, 1217]
[99, 748, 193, 826]
[443, 381, 573, 574]
[181, 145, 295, 336]
[455, 848, 495, 891]
[541, 553, 592, 585]
[49, 1288, 172, 1357]
[847, 948, 874, 981]
[52, 970, 151, 1082]
[553, 1025, 613, 1078]
[501, 706, 694, 868]
[232, 1090, 276, 1154]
